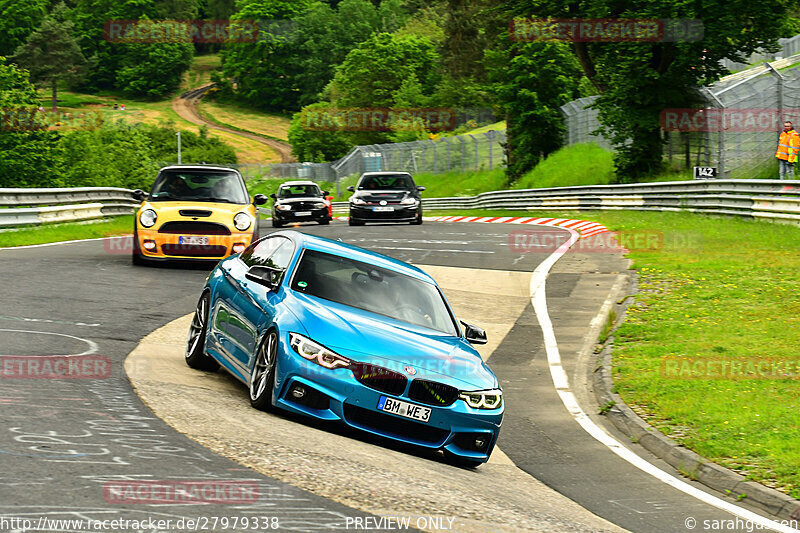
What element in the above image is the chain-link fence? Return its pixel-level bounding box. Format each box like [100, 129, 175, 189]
[721, 34, 800, 73]
[561, 54, 800, 179]
[160, 130, 506, 194]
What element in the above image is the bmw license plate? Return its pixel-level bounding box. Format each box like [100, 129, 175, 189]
[373, 206, 393, 212]
[377, 396, 431, 423]
[295, 211, 312, 216]
[179, 236, 209, 245]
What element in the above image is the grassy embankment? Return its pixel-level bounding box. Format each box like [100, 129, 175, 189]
[0, 216, 134, 248]
[423, 205, 800, 499]
[36, 55, 286, 163]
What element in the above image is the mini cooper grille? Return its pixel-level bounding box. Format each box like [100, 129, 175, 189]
[161, 244, 228, 257]
[179, 209, 212, 217]
[158, 221, 231, 235]
[343, 404, 448, 445]
[349, 363, 407, 396]
[408, 379, 459, 406]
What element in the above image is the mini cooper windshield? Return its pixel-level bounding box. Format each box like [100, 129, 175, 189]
[149, 171, 249, 204]
[291, 249, 458, 335]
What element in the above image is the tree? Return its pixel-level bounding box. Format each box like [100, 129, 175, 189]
[486, 39, 581, 180]
[0, 0, 47, 56]
[506, 0, 794, 179]
[287, 102, 354, 161]
[0, 59, 64, 187]
[114, 20, 194, 98]
[327, 32, 440, 108]
[11, 3, 87, 111]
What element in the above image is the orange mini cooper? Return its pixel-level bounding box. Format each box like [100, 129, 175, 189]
[131, 166, 267, 265]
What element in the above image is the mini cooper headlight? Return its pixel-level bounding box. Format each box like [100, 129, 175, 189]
[233, 212, 252, 231]
[139, 209, 157, 228]
[351, 197, 367, 205]
[400, 197, 418, 205]
[459, 389, 503, 409]
[289, 333, 351, 369]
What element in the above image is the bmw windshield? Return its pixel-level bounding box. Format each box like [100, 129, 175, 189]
[291, 249, 458, 335]
[149, 171, 249, 204]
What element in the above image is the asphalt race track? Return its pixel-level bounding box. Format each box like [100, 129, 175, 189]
[0, 220, 786, 532]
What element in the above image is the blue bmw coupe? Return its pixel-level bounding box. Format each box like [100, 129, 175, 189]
[185, 230, 503, 465]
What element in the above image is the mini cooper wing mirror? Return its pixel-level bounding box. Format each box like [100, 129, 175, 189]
[132, 189, 147, 202]
[347, 186, 355, 192]
[245, 265, 284, 290]
[253, 194, 268, 205]
[460, 320, 487, 345]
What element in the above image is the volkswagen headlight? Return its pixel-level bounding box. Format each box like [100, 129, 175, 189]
[351, 197, 367, 205]
[289, 333, 351, 369]
[459, 389, 503, 409]
[233, 212, 252, 231]
[400, 197, 418, 205]
[139, 209, 157, 228]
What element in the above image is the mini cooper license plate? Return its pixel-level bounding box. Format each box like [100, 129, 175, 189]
[373, 206, 394, 212]
[295, 211, 312, 216]
[179, 236, 209, 245]
[377, 396, 431, 423]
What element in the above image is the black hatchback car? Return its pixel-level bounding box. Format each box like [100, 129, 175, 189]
[347, 172, 425, 226]
[270, 181, 331, 227]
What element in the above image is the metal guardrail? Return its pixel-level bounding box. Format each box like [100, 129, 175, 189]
[0, 187, 139, 228]
[414, 179, 800, 224]
[4, 179, 800, 228]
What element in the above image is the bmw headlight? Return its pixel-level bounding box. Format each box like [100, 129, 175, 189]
[139, 209, 157, 228]
[233, 212, 252, 231]
[459, 389, 503, 409]
[351, 197, 367, 205]
[275, 204, 292, 211]
[313, 202, 327, 209]
[400, 197, 418, 205]
[289, 333, 351, 369]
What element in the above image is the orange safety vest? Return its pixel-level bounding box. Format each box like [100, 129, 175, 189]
[776, 129, 799, 163]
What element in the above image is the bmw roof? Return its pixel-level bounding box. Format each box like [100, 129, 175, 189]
[276, 230, 436, 285]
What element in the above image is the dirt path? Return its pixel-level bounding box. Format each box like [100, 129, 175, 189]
[172, 84, 296, 163]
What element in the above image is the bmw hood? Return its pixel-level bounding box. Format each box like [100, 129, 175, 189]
[287, 292, 497, 390]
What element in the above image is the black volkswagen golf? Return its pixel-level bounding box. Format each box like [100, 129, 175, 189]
[347, 172, 425, 226]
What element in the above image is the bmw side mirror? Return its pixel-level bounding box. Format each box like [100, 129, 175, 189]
[322, 190, 329, 196]
[253, 194, 268, 205]
[417, 186, 426, 192]
[245, 265, 283, 290]
[347, 186, 355, 192]
[270, 193, 277, 200]
[460, 320, 487, 345]
[132, 189, 146, 202]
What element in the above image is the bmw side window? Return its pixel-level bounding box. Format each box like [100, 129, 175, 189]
[240, 237, 283, 267]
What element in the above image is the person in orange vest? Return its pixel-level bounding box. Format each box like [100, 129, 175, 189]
[776, 121, 799, 179]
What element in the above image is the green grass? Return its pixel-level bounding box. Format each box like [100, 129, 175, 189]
[425, 207, 800, 498]
[512, 144, 616, 189]
[0, 216, 134, 248]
